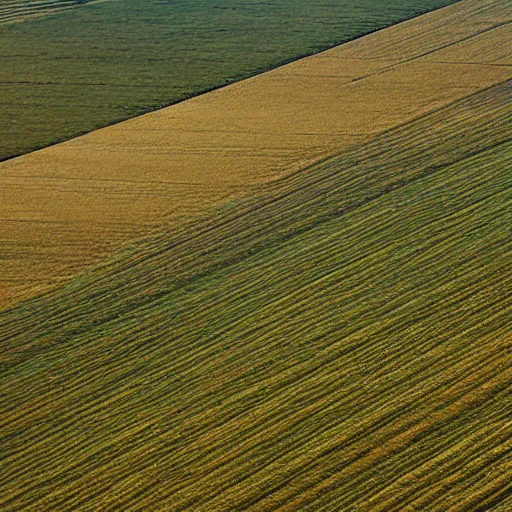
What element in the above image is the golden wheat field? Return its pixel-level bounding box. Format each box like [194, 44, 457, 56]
[1, 0, 510, 307]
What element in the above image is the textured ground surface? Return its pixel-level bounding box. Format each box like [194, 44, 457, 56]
[1, 70, 511, 512]
[0, 0, 456, 160]
[1, 0, 511, 509]
[0, 0, 107, 26]
[1, 0, 510, 307]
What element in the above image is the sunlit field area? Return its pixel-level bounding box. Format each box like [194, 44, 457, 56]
[1, 0, 511, 510]
[1, 0, 509, 306]
[0, 0, 457, 160]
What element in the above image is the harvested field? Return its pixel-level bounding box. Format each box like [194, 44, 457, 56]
[1, 71, 511, 511]
[1, 0, 510, 308]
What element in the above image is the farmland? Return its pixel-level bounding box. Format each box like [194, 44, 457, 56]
[1, 59, 511, 512]
[0, 0, 458, 160]
[0, 0, 106, 25]
[1, 0, 511, 509]
[1, 0, 510, 307]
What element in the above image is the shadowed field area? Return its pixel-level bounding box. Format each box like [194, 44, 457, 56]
[0, 0, 510, 307]
[1, 76, 510, 510]
[0, 0, 457, 160]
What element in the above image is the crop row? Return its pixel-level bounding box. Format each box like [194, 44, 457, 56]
[1, 78, 511, 510]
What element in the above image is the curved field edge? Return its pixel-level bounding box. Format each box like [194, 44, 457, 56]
[1, 0, 509, 308]
[0, 0, 460, 161]
[1, 80, 511, 510]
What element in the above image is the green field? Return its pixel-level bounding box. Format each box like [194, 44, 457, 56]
[2, 77, 510, 509]
[0, 0, 458, 160]
[0, 0, 102, 25]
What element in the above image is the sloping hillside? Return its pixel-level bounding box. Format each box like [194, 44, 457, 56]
[1, 0, 509, 307]
[1, 74, 510, 510]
